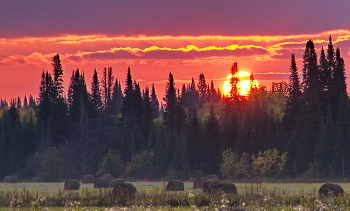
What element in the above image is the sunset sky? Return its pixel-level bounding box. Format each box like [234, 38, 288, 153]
[1, 0, 350, 100]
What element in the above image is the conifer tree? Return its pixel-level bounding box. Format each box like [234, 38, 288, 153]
[142, 87, 153, 142]
[121, 66, 135, 125]
[202, 104, 221, 174]
[163, 72, 178, 131]
[150, 84, 159, 118]
[17, 97, 22, 109]
[186, 107, 201, 171]
[91, 69, 103, 114]
[23, 96, 29, 108]
[302, 40, 320, 94]
[52, 54, 64, 96]
[332, 48, 347, 99]
[101, 67, 114, 109]
[230, 62, 239, 101]
[319, 46, 331, 111]
[198, 73, 207, 106]
[283, 53, 302, 129]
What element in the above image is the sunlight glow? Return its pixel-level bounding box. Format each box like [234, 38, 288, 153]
[223, 70, 259, 97]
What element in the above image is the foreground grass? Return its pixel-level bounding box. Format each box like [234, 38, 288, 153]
[0, 182, 350, 210]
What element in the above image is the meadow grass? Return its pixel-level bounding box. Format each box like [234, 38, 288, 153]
[0, 182, 350, 210]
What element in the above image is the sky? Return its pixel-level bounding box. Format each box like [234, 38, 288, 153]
[1, 0, 350, 101]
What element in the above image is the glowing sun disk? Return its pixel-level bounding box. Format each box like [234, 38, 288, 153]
[223, 70, 258, 97]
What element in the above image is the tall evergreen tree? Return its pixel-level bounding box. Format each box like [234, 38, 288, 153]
[198, 73, 207, 106]
[150, 84, 159, 118]
[106, 79, 123, 115]
[101, 67, 114, 109]
[91, 69, 103, 114]
[163, 72, 178, 132]
[202, 104, 221, 174]
[52, 54, 64, 96]
[302, 40, 320, 94]
[121, 66, 135, 125]
[229, 62, 239, 101]
[283, 53, 302, 129]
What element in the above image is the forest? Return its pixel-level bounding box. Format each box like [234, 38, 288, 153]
[0, 36, 348, 182]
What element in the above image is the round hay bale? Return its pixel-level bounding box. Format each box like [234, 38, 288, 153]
[4, 176, 18, 183]
[64, 179, 80, 190]
[212, 183, 237, 195]
[319, 183, 344, 197]
[32, 177, 43, 183]
[206, 174, 219, 181]
[81, 175, 95, 183]
[166, 180, 184, 191]
[193, 177, 207, 189]
[94, 177, 109, 188]
[112, 182, 137, 200]
[203, 180, 220, 194]
[109, 179, 124, 188]
[101, 173, 113, 182]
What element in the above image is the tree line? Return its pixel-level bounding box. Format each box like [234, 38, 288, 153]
[0, 36, 348, 181]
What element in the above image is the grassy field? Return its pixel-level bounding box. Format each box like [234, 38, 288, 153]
[0, 182, 350, 210]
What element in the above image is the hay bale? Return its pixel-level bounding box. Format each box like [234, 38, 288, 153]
[81, 175, 95, 183]
[64, 179, 80, 190]
[4, 176, 18, 183]
[32, 177, 43, 183]
[212, 183, 237, 195]
[94, 177, 109, 188]
[193, 177, 208, 189]
[166, 180, 184, 191]
[109, 179, 124, 188]
[319, 183, 344, 197]
[101, 173, 113, 182]
[206, 174, 219, 181]
[112, 182, 137, 200]
[203, 180, 220, 194]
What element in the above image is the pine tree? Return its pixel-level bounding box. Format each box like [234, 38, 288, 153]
[202, 104, 221, 174]
[163, 72, 178, 132]
[106, 79, 123, 115]
[302, 40, 320, 94]
[150, 84, 159, 118]
[121, 66, 135, 125]
[186, 107, 201, 172]
[230, 62, 239, 101]
[142, 87, 153, 144]
[91, 69, 103, 114]
[319, 46, 331, 113]
[198, 73, 207, 106]
[17, 97, 22, 109]
[23, 96, 29, 108]
[52, 54, 64, 96]
[101, 67, 114, 109]
[332, 48, 347, 99]
[283, 53, 302, 129]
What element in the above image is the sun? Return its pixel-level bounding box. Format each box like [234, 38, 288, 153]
[223, 70, 258, 97]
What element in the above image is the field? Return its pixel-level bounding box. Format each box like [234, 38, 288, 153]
[1, 182, 350, 210]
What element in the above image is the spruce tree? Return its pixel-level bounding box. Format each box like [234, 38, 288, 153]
[198, 73, 207, 106]
[150, 84, 159, 118]
[91, 69, 103, 114]
[101, 67, 114, 109]
[52, 54, 64, 96]
[202, 104, 221, 174]
[163, 72, 178, 132]
[283, 53, 302, 129]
